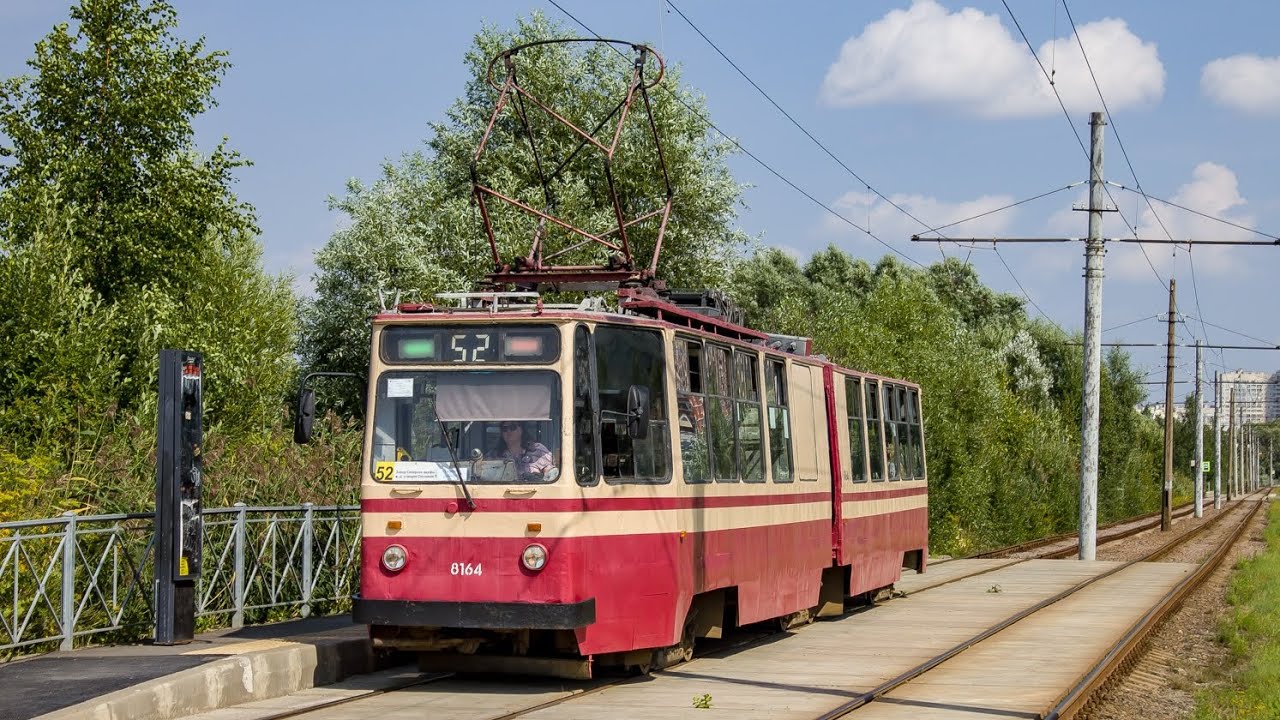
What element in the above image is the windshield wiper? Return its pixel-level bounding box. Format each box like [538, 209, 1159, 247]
[435, 419, 476, 511]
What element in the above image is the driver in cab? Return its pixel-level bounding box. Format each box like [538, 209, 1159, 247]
[489, 421, 554, 479]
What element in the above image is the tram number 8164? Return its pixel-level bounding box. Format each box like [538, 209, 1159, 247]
[450, 562, 483, 576]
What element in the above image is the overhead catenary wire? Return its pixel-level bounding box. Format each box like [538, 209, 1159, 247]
[1183, 316, 1277, 347]
[1107, 182, 1280, 243]
[545, 0, 924, 268]
[661, 0, 1090, 335]
[666, 0, 1063, 319]
[1000, 0, 1169, 294]
[666, 0, 1133, 338]
[1104, 315, 1159, 333]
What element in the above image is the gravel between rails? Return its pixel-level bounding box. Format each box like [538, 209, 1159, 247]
[1087, 495, 1271, 720]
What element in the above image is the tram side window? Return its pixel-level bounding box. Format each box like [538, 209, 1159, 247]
[844, 377, 867, 483]
[766, 360, 793, 482]
[706, 344, 737, 481]
[865, 380, 885, 481]
[573, 325, 599, 486]
[897, 386, 916, 480]
[735, 351, 765, 482]
[594, 326, 671, 483]
[676, 339, 711, 484]
[883, 383, 900, 481]
[909, 388, 925, 479]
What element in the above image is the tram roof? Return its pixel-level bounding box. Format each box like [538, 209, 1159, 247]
[371, 290, 918, 389]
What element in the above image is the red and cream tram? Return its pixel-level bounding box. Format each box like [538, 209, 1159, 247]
[350, 290, 928, 677]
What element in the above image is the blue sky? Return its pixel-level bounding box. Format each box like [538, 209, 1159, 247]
[2, 1, 1277, 404]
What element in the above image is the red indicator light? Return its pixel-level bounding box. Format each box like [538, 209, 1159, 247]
[182, 363, 201, 379]
[504, 336, 543, 355]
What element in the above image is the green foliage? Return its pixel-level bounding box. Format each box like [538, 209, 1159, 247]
[1194, 500, 1280, 719]
[302, 14, 750, 408]
[692, 694, 713, 709]
[0, 0, 253, 302]
[0, 0, 316, 515]
[731, 245, 1164, 554]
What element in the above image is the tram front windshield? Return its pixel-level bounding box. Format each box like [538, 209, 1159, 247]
[371, 371, 561, 484]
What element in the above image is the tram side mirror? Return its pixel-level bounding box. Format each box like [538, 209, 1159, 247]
[626, 385, 651, 440]
[294, 388, 316, 445]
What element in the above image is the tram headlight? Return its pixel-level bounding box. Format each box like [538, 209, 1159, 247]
[381, 544, 407, 572]
[521, 543, 548, 571]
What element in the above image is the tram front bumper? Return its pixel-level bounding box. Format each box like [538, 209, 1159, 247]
[353, 597, 596, 630]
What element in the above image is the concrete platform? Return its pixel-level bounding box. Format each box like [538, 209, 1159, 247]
[505, 560, 1193, 720]
[0, 615, 381, 720]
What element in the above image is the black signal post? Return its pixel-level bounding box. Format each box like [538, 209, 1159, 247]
[155, 350, 204, 644]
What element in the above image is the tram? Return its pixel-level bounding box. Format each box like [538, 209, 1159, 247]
[342, 289, 927, 677]
[297, 39, 928, 678]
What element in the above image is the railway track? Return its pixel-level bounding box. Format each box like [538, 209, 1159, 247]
[212, 493, 1263, 720]
[963, 501, 1198, 560]
[815, 488, 1270, 720]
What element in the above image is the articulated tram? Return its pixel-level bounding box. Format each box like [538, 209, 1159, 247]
[348, 290, 928, 678]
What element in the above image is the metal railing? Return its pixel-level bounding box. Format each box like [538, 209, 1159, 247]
[0, 504, 360, 656]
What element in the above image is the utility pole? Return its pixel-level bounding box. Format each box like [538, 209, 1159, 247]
[1214, 372, 1223, 509]
[1079, 111, 1107, 561]
[1251, 426, 1257, 491]
[1247, 426, 1254, 492]
[1228, 390, 1236, 500]
[1194, 340, 1204, 518]
[1161, 279, 1176, 531]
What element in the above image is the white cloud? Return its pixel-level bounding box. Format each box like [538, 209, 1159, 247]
[1202, 54, 1280, 115]
[1093, 162, 1254, 282]
[819, 0, 1164, 118]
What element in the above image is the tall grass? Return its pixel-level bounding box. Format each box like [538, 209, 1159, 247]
[1194, 497, 1280, 719]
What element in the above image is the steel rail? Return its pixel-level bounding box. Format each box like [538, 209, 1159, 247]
[1037, 504, 1198, 559]
[963, 502, 1195, 560]
[1045, 489, 1271, 719]
[812, 490, 1265, 720]
[212, 496, 1257, 720]
[238, 672, 456, 720]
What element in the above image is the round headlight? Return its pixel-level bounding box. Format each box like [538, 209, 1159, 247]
[381, 544, 407, 572]
[521, 543, 548, 571]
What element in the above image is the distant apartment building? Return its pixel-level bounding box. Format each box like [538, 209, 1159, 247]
[1140, 401, 1214, 425]
[1219, 370, 1280, 425]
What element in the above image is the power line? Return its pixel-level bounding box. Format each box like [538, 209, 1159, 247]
[660, 0, 1080, 333]
[923, 183, 1083, 236]
[1107, 182, 1280, 242]
[1000, 0, 1168, 293]
[1183, 315, 1276, 347]
[664, 0, 934, 237]
[545, 0, 923, 268]
[1105, 314, 1159, 333]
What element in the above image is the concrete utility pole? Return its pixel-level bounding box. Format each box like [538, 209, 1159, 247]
[1251, 427, 1257, 491]
[1228, 390, 1235, 501]
[1161, 279, 1177, 531]
[1247, 426, 1254, 492]
[1214, 372, 1223, 509]
[1079, 111, 1107, 561]
[1194, 340, 1204, 518]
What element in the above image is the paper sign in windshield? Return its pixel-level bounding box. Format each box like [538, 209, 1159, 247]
[374, 461, 468, 483]
[386, 378, 414, 398]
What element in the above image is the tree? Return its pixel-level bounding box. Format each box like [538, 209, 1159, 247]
[0, 0, 254, 301]
[302, 14, 751, 402]
[0, 0, 297, 437]
[0, 0, 300, 513]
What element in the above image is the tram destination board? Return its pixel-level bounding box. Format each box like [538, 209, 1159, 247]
[381, 325, 560, 364]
